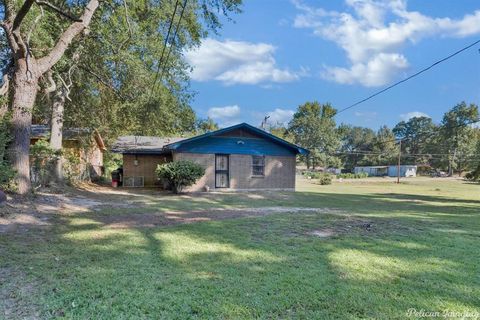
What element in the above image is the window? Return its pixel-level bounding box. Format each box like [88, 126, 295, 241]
[252, 155, 265, 176]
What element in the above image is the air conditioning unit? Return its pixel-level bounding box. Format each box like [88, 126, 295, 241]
[123, 176, 144, 187]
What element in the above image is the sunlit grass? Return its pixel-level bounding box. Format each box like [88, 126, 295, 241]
[1, 177, 479, 318]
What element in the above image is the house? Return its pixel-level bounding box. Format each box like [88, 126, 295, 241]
[30, 125, 106, 179]
[112, 123, 309, 191]
[354, 165, 417, 177]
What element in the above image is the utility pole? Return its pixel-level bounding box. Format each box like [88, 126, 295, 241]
[397, 139, 402, 184]
[261, 115, 270, 130]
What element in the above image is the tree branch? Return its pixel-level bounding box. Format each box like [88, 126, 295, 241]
[43, 70, 56, 94]
[0, 74, 10, 96]
[12, 0, 35, 31]
[57, 73, 72, 101]
[35, 0, 83, 22]
[118, 0, 133, 50]
[3, 0, 16, 22]
[1, 22, 19, 53]
[37, 0, 99, 74]
[27, 6, 44, 46]
[79, 65, 128, 100]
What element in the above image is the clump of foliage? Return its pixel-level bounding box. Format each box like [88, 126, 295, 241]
[156, 160, 205, 193]
[101, 151, 123, 182]
[465, 164, 480, 182]
[317, 173, 333, 185]
[302, 171, 320, 179]
[0, 117, 16, 192]
[303, 171, 333, 185]
[62, 149, 83, 183]
[337, 172, 369, 179]
[30, 139, 61, 188]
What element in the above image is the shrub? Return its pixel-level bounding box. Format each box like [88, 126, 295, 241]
[465, 164, 480, 182]
[0, 162, 16, 192]
[156, 160, 205, 193]
[303, 171, 323, 179]
[30, 139, 61, 188]
[317, 173, 333, 185]
[337, 172, 369, 179]
[0, 116, 16, 192]
[356, 172, 369, 179]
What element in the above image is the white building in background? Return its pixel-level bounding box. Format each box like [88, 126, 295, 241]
[354, 165, 417, 177]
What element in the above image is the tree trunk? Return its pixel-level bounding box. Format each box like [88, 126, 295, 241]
[2, 0, 99, 195]
[50, 87, 66, 183]
[448, 148, 457, 177]
[9, 59, 39, 194]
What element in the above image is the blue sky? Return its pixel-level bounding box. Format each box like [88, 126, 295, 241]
[184, 0, 480, 129]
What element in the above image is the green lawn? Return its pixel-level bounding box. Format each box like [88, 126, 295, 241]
[1, 178, 480, 319]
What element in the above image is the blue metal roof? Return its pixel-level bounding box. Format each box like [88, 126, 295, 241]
[164, 123, 309, 156]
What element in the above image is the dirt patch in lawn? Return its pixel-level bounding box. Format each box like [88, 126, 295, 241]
[98, 207, 344, 229]
[0, 267, 42, 320]
[306, 215, 417, 239]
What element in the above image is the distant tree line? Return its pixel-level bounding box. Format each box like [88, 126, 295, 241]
[270, 101, 479, 177]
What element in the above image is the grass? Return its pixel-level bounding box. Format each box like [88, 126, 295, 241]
[1, 178, 480, 319]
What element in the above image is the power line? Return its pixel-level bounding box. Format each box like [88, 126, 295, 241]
[336, 39, 480, 115]
[156, 0, 188, 87]
[336, 151, 480, 158]
[149, 0, 181, 97]
[357, 118, 480, 146]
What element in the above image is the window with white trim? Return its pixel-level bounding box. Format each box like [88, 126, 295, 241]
[252, 155, 265, 176]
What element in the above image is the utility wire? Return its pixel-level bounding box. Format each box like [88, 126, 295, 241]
[155, 0, 188, 87]
[336, 39, 480, 115]
[335, 118, 480, 159]
[361, 118, 480, 146]
[149, 0, 181, 97]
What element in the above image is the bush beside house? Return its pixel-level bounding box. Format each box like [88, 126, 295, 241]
[156, 160, 205, 193]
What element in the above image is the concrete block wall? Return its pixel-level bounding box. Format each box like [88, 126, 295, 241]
[123, 154, 171, 186]
[174, 152, 296, 191]
[229, 154, 295, 190]
[172, 153, 215, 191]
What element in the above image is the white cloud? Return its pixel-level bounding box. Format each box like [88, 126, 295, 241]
[207, 105, 240, 119]
[267, 108, 295, 125]
[400, 111, 430, 121]
[293, 0, 480, 87]
[323, 53, 408, 87]
[184, 38, 301, 85]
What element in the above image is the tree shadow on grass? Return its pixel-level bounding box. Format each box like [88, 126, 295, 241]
[2, 188, 480, 318]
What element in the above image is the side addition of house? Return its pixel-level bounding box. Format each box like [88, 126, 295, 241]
[113, 123, 309, 191]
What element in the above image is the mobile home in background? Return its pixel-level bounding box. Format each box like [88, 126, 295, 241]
[354, 165, 417, 177]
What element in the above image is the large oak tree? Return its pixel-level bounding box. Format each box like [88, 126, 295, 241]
[1, 0, 241, 194]
[1, 0, 99, 193]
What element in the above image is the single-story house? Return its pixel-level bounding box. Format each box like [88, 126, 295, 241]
[354, 165, 417, 177]
[30, 125, 106, 179]
[112, 123, 309, 191]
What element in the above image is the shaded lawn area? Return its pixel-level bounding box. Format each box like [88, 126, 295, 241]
[1, 178, 480, 319]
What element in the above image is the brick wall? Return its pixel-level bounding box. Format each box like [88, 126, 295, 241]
[174, 152, 295, 191]
[123, 154, 172, 186]
[229, 154, 295, 190]
[172, 153, 215, 191]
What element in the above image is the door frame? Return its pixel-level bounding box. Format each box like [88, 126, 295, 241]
[215, 154, 230, 188]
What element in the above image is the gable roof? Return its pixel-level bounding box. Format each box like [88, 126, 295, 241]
[165, 123, 309, 155]
[31, 125, 89, 140]
[111, 136, 185, 154]
[30, 125, 106, 151]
